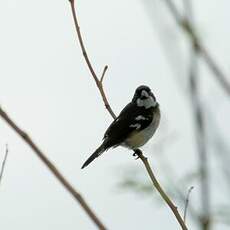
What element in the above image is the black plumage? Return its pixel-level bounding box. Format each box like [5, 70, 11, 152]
[103, 103, 155, 149]
[81, 85, 160, 169]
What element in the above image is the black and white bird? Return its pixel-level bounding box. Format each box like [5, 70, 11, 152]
[81, 85, 160, 169]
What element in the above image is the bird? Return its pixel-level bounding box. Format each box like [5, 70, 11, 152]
[81, 85, 160, 169]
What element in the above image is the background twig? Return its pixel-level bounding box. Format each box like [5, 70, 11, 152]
[163, 0, 230, 95]
[0, 144, 9, 186]
[183, 1, 211, 229]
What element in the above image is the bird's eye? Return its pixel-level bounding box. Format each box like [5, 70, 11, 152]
[140, 96, 147, 99]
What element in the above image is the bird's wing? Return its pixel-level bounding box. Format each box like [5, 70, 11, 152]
[103, 102, 153, 149]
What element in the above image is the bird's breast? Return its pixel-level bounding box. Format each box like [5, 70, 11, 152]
[124, 108, 160, 149]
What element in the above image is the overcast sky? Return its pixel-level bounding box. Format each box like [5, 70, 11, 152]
[0, 0, 229, 229]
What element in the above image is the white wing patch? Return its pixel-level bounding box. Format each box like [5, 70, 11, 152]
[115, 117, 120, 122]
[135, 115, 147, 121]
[130, 123, 141, 129]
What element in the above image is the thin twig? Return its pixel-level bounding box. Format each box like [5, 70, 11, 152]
[69, 1, 187, 229]
[0, 106, 106, 230]
[183, 186, 194, 223]
[100, 66, 108, 83]
[163, 0, 230, 96]
[0, 144, 9, 186]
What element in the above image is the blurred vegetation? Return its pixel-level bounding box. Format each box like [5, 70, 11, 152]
[118, 1, 230, 229]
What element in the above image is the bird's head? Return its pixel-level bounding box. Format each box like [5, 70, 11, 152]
[132, 85, 157, 109]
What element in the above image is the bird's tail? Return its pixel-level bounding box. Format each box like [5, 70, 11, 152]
[81, 144, 105, 169]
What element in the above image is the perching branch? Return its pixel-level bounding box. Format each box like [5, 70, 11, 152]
[135, 150, 188, 230]
[0, 106, 106, 230]
[0, 144, 8, 186]
[163, 0, 230, 96]
[69, 1, 187, 229]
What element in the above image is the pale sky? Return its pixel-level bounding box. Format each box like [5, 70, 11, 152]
[0, 0, 229, 229]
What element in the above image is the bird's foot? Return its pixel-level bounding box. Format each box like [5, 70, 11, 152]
[133, 149, 142, 160]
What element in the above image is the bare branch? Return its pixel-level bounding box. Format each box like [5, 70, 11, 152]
[69, 0, 116, 119]
[0, 106, 106, 230]
[183, 186, 194, 223]
[0, 144, 9, 186]
[97, 82, 116, 119]
[136, 150, 188, 230]
[69, 1, 188, 229]
[69, 0, 98, 84]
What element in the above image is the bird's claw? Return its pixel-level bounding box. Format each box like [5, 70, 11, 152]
[133, 149, 142, 160]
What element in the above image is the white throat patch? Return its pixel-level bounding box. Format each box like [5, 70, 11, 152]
[141, 90, 149, 98]
[137, 97, 156, 109]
